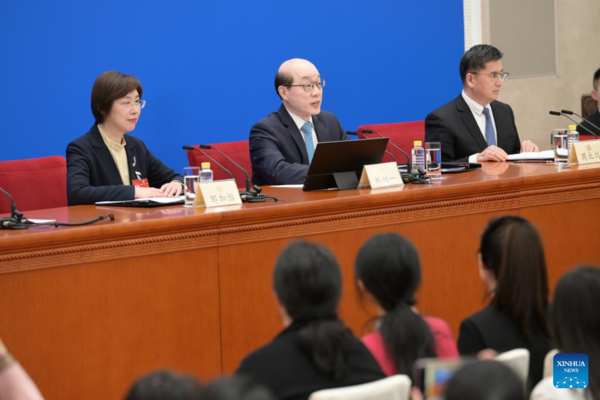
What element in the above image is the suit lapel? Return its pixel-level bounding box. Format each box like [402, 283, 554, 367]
[456, 96, 489, 152]
[278, 105, 309, 164]
[313, 114, 327, 142]
[124, 136, 139, 183]
[89, 126, 124, 185]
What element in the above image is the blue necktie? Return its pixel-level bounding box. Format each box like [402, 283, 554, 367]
[301, 121, 315, 163]
[482, 107, 497, 146]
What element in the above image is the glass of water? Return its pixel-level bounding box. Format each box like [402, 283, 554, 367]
[183, 166, 200, 207]
[552, 132, 569, 164]
[425, 142, 442, 180]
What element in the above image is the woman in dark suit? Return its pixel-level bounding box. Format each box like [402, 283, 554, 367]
[236, 241, 385, 400]
[458, 216, 552, 392]
[67, 71, 183, 205]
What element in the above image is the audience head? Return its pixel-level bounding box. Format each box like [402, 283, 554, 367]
[479, 215, 549, 339]
[201, 376, 276, 400]
[460, 44, 505, 106]
[273, 240, 351, 380]
[443, 360, 525, 400]
[592, 67, 600, 104]
[355, 233, 435, 378]
[552, 265, 600, 399]
[124, 370, 202, 400]
[274, 59, 323, 119]
[91, 71, 143, 124]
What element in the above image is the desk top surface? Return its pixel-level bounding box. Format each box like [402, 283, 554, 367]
[1, 162, 599, 254]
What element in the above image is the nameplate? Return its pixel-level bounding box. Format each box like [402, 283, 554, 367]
[194, 179, 242, 208]
[569, 140, 600, 165]
[358, 162, 403, 189]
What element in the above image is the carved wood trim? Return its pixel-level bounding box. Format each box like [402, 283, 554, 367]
[2, 183, 599, 274]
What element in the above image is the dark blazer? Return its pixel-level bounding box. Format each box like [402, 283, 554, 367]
[236, 321, 385, 400]
[249, 105, 348, 185]
[66, 125, 182, 205]
[425, 95, 521, 162]
[577, 111, 600, 137]
[458, 305, 552, 392]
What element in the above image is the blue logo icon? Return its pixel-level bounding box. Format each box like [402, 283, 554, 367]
[553, 353, 588, 389]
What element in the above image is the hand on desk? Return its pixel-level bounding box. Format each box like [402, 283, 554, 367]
[476, 145, 508, 162]
[521, 140, 539, 153]
[135, 187, 165, 199]
[160, 181, 183, 197]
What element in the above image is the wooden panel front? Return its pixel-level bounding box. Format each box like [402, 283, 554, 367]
[2, 162, 600, 398]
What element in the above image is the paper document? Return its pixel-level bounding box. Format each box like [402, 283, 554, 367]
[96, 196, 185, 205]
[508, 150, 554, 161]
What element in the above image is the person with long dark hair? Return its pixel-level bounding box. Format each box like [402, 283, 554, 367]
[236, 241, 384, 400]
[355, 233, 458, 378]
[458, 215, 552, 390]
[531, 265, 600, 400]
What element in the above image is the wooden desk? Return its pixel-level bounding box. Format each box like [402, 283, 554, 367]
[1, 162, 600, 399]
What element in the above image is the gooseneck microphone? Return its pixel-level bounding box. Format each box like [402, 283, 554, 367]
[0, 187, 114, 230]
[360, 129, 413, 174]
[345, 132, 397, 163]
[560, 109, 600, 139]
[182, 146, 277, 203]
[549, 111, 599, 139]
[182, 146, 235, 179]
[199, 144, 253, 195]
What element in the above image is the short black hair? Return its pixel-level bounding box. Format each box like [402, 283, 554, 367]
[459, 44, 503, 84]
[444, 361, 525, 400]
[91, 71, 143, 124]
[274, 69, 293, 99]
[593, 68, 600, 91]
[124, 370, 202, 400]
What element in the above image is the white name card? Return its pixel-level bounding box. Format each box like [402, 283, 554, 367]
[194, 179, 242, 208]
[358, 162, 404, 189]
[569, 140, 600, 165]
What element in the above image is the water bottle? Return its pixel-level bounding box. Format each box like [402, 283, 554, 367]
[567, 125, 579, 151]
[200, 162, 213, 183]
[411, 141, 425, 175]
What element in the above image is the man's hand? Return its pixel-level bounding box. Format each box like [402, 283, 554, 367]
[520, 140, 539, 153]
[476, 145, 509, 162]
[159, 181, 183, 197]
[134, 187, 165, 199]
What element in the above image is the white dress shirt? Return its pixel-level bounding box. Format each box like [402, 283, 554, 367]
[285, 107, 319, 146]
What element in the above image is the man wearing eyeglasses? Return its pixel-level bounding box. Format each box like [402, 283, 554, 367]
[249, 58, 348, 185]
[425, 44, 538, 163]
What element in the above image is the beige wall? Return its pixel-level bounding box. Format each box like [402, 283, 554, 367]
[484, 0, 600, 150]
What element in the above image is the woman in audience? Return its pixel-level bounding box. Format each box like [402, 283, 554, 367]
[531, 265, 600, 400]
[355, 233, 458, 378]
[0, 336, 44, 400]
[236, 241, 385, 400]
[67, 71, 183, 205]
[457, 215, 552, 391]
[124, 369, 202, 400]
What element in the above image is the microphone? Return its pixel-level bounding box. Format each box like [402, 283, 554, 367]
[0, 187, 26, 229]
[549, 111, 598, 139]
[360, 129, 412, 173]
[182, 146, 235, 180]
[346, 131, 397, 163]
[560, 109, 600, 138]
[199, 144, 253, 195]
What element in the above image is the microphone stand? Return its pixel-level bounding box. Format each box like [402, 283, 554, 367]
[560, 109, 600, 139]
[549, 111, 599, 139]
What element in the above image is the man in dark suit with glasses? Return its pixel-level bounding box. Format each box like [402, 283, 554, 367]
[250, 58, 348, 185]
[425, 44, 538, 163]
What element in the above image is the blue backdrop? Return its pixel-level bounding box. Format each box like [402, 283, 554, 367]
[0, 1, 464, 173]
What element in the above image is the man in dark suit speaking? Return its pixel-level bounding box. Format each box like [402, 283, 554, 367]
[577, 67, 600, 137]
[425, 44, 538, 163]
[250, 59, 348, 185]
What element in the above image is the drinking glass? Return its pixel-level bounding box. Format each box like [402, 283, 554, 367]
[425, 142, 442, 180]
[183, 166, 200, 207]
